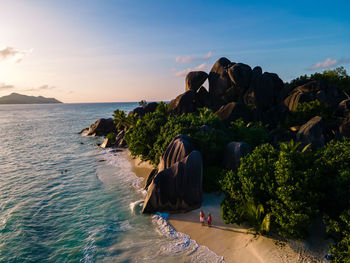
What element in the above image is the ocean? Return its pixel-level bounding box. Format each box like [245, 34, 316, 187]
[0, 103, 223, 263]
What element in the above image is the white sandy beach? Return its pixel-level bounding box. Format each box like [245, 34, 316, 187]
[127, 150, 330, 263]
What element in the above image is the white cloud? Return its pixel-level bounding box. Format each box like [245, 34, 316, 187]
[24, 85, 56, 92]
[310, 57, 350, 70]
[0, 83, 14, 91]
[175, 51, 213, 64]
[174, 63, 210, 78]
[0, 46, 32, 63]
[202, 51, 213, 59]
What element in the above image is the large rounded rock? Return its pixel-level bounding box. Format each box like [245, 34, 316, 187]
[283, 81, 333, 112]
[244, 69, 284, 111]
[169, 90, 196, 114]
[340, 115, 350, 138]
[244, 66, 263, 107]
[144, 169, 158, 190]
[195, 86, 211, 108]
[215, 102, 252, 124]
[283, 88, 313, 111]
[227, 63, 252, 88]
[158, 135, 194, 171]
[296, 116, 325, 148]
[87, 118, 116, 136]
[335, 99, 350, 117]
[208, 57, 232, 109]
[223, 142, 251, 170]
[129, 102, 158, 116]
[185, 71, 208, 92]
[142, 150, 203, 213]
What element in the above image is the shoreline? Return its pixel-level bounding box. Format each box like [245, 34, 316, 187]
[126, 149, 330, 263]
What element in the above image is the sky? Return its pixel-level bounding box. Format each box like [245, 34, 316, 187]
[0, 0, 350, 103]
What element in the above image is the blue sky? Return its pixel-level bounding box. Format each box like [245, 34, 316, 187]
[0, 0, 349, 102]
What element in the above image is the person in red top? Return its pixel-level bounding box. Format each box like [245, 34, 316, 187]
[207, 212, 212, 227]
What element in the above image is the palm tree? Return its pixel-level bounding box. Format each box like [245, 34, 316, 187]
[113, 109, 135, 131]
[242, 202, 270, 234]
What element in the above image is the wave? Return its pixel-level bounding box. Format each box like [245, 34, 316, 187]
[98, 148, 225, 262]
[152, 213, 225, 262]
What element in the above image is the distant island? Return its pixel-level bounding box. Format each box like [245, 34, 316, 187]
[0, 93, 62, 104]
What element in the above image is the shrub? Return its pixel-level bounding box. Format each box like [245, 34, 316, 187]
[229, 119, 269, 147]
[285, 100, 333, 127]
[106, 132, 116, 144]
[314, 139, 350, 218]
[269, 141, 318, 238]
[242, 202, 270, 234]
[325, 210, 350, 262]
[290, 66, 350, 95]
[220, 141, 319, 239]
[124, 103, 169, 163]
[202, 166, 225, 193]
[113, 109, 138, 130]
[152, 108, 227, 165]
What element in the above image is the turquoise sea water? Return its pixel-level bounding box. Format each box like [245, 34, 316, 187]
[0, 103, 223, 263]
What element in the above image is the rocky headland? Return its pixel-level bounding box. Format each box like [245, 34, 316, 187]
[81, 57, 350, 262]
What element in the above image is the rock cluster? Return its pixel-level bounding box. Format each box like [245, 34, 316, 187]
[82, 57, 350, 214]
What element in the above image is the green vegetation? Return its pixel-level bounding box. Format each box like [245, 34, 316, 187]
[106, 132, 116, 144]
[229, 119, 269, 147]
[285, 100, 333, 127]
[242, 202, 270, 234]
[314, 139, 350, 218]
[111, 67, 350, 258]
[290, 66, 350, 95]
[221, 141, 318, 239]
[326, 209, 350, 262]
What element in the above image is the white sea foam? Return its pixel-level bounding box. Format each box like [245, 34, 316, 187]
[98, 148, 225, 262]
[129, 199, 144, 214]
[152, 213, 225, 263]
[98, 148, 145, 192]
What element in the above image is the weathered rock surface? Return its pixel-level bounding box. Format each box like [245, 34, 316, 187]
[186, 71, 208, 92]
[144, 169, 158, 190]
[340, 115, 350, 138]
[100, 130, 127, 148]
[283, 88, 312, 111]
[296, 116, 325, 148]
[227, 63, 252, 100]
[101, 138, 114, 148]
[158, 135, 194, 171]
[208, 57, 232, 109]
[228, 63, 252, 89]
[195, 86, 211, 108]
[243, 68, 284, 111]
[129, 102, 158, 116]
[87, 118, 116, 136]
[223, 142, 251, 170]
[244, 66, 263, 107]
[335, 98, 350, 117]
[169, 90, 196, 114]
[142, 150, 203, 213]
[215, 102, 252, 124]
[283, 80, 338, 111]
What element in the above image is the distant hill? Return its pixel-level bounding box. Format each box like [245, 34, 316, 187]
[0, 93, 62, 104]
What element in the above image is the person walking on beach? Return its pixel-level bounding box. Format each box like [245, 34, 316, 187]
[207, 213, 212, 227]
[199, 211, 205, 226]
